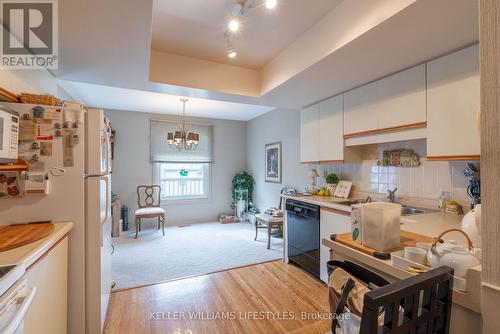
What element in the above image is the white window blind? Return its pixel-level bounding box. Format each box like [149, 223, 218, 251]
[150, 119, 214, 163]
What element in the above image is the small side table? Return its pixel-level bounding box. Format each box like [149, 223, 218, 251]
[255, 213, 284, 249]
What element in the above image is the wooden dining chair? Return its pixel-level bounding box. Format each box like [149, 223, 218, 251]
[134, 185, 166, 239]
[359, 266, 453, 334]
[330, 262, 454, 334]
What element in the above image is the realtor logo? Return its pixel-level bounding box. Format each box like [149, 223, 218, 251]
[1, 0, 58, 69]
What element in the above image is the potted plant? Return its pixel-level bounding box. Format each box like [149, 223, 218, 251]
[231, 171, 255, 221]
[325, 173, 339, 196]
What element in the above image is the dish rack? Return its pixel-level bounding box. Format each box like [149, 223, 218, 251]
[391, 250, 467, 291]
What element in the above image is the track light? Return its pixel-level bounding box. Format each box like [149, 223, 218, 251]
[228, 18, 239, 32]
[224, 0, 278, 58]
[227, 47, 237, 58]
[265, 0, 277, 9]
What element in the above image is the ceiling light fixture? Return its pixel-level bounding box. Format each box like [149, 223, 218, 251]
[265, 0, 277, 9]
[167, 98, 199, 151]
[227, 48, 237, 58]
[224, 0, 279, 58]
[228, 18, 240, 32]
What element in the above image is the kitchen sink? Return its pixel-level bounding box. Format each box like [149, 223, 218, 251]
[335, 199, 437, 216]
[401, 206, 439, 216]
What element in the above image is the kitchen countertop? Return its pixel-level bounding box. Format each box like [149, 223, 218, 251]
[321, 212, 482, 313]
[281, 194, 353, 212]
[0, 222, 73, 295]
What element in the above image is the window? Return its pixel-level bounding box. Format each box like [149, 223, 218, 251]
[154, 162, 210, 201]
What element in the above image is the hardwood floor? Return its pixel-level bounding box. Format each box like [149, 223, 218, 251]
[104, 261, 331, 334]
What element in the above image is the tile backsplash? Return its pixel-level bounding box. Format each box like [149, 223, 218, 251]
[316, 141, 476, 211]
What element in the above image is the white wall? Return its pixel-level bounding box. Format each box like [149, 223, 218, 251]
[105, 109, 247, 226]
[0, 68, 72, 99]
[246, 108, 311, 211]
[246, 109, 472, 213]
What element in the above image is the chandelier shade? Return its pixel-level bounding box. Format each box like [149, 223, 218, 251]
[167, 99, 200, 151]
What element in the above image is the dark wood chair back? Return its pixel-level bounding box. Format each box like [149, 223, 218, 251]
[360, 266, 454, 334]
[136, 185, 161, 208]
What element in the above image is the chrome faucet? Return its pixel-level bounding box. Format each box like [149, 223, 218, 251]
[387, 188, 398, 203]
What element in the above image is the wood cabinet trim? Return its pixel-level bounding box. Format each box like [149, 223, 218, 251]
[321, 207, 351, 217]
[427, 155, 480, 161]
[343, 122, 427, 139]
[301, 160, 345, 164]
[26, 234, 68, 271]
[319, 160, 344, 164]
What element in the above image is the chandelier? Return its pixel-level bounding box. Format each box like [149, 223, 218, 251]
[167, 98, 199, 151]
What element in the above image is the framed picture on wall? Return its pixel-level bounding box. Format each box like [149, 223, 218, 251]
[265, 142, 282, 183]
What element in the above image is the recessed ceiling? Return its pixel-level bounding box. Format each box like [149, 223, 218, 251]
[151, 0, 343, 70]
[57, 80, 275, 121]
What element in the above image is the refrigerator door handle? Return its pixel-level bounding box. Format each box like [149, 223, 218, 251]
[102, 176, 109, 225]
[100, 175, 109, 247]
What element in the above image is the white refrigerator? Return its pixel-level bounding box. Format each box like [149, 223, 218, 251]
[0, 103, 113, 334]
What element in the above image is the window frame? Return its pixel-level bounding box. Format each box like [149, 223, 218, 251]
[152, 162, 212, 205]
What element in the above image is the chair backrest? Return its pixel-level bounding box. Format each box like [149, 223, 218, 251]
[136, 185, 161, 208]
[360, 266, 454, 334]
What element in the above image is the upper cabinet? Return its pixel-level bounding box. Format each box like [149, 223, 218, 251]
[300, 104, 320, 163]
[319, 95, 344, 162]
[344, 64, 426, 137]
[299, 45, 479, 162]
[426, 45, 480, 160]
[301, 95, 361, 164]
[377, 65, 427, 129]
[343, 80, 379, 135]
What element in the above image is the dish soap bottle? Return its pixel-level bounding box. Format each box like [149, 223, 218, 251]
[438, 191, 450, 211]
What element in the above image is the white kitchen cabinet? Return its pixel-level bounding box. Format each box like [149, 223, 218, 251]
[344, 64, 426, 136]
[344, 80, 379, 135]
[300, 104, 320, 163]
[426, 45, 480, 160]
[24, 237, 69, 334]
[377, 64, 426, 129]
[319, 95, 344, 162]
[319, 208, 351, 283]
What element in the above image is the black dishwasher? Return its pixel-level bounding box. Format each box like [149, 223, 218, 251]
[286, 199, 320, 279]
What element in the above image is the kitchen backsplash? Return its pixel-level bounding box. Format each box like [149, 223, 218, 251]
[319, 160, 472, 210]
[315, 141, 475, 211]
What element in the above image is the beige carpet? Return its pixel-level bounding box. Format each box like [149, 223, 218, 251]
[111, 222, 283, 289]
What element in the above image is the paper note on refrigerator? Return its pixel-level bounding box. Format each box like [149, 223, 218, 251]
[43, 108, 62, 122]
[19, 118, 37, 140]
[35, 119, 53, 140]
[62, 130, 74, 167]
[40, 142, 53, 156]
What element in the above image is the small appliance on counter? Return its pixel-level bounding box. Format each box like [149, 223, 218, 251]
[360, 202, 401, 251]
[0, 107, 19, 164]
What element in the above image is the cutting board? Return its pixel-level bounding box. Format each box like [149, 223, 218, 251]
[331, 230, 436, 260]
[0, 222, 54, 252]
